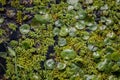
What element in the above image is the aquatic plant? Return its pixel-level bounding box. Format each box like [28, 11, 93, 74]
[20, 24, 30, 34]
[44, 59, 55, 69]
[0, 0, 120, 80]
[33, 14, 51, 24]
[60, 49, 76, 60]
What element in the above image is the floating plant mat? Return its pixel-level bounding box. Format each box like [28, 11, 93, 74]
[0, 0, 120, 80]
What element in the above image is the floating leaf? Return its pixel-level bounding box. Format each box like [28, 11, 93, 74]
[55, 20, 62, 27]
[78, 11, 87, 20]
[68, 5, 74, 11]
[20, 24, 30, 34]
[53, 27, 60, 36]
[69, 27, 76, 37]
[87, 22, 98, 31]
[85, 0, 93, 4]
[97, 59, 114, 72]
[59, 26, 69, 37]
[93, 52, 100, 59]
[57, 62, 66, 70]
[44, 59, 55, 69]
[60, 49, 76, 60]
[106, 19, 113, 26]
[88, 44, 94, 51]
[67, 0, 79, 5]
[82, 32, 90, 40]
[58, 38, 67, 46]
[75, 21, 85, 30]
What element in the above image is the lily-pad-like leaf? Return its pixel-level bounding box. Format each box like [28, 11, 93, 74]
[75, 21, 85, 30]
[68, 5, 74, 11]
[88, 44, 94, 51]
[59, 26, 69, 37]
[20, 24, 30, 34]
[78, 11, 87, 20]
[67, 0, 79, 5]
[69, 27, 76, 37]
[97, 59, 108, 71]
[8, 47, 16, 57]
[60, 49, 76, 60]
[70, 63, 79, 71]
[55, 20, 62, 27]
[93, 52, 100, 59]
[57, 62, 66, 70]
[44, 59, 55, 69]
[87, 23, 98, 31]
[97, 59, 114, 72]
[58, 38, 67, 46]
[106, 19, 113, 26]
[53, 27, 60, 36]
[82, 32, 90, 40]
[99, 25, 106, 30]
[88, 25, 98, 31]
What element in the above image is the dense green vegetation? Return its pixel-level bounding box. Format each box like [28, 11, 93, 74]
[0, 0, 120, 80]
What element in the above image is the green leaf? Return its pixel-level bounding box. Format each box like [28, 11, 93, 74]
[33, 14, 51, 24]
[58, 38, 67, 46]
[8, 47, 16, 57]
[44, 59, 55, 69]
[57, 62, 66, 70]
[60, 49, 76, 60]
[59, 26, 69, 37]
[20, 24, 30, 34]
